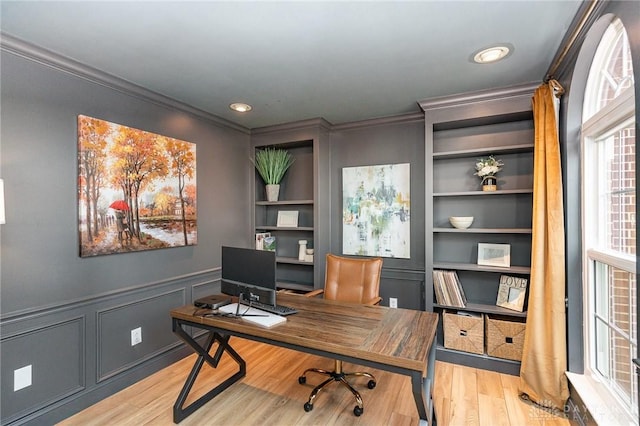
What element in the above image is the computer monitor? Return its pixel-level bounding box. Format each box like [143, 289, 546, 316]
[221, 246, 277, 305]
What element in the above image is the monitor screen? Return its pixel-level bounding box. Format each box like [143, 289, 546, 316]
[221, 246, 277, 305]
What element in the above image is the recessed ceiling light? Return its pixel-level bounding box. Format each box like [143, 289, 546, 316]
[473, 45, 511, 64]
[229, 102, 252, 112]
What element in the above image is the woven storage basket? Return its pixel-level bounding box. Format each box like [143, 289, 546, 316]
[485, 316, 526, 361]
[443, 311, 484, 355]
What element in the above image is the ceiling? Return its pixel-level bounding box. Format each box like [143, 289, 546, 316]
[0, 1, 583, 129]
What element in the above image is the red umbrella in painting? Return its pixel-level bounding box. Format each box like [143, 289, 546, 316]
[109, 200, 130, 211]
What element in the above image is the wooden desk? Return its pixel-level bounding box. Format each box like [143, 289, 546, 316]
[170, 293, 438, 424]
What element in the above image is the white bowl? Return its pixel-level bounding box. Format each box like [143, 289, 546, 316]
[449, 216, 474, 229]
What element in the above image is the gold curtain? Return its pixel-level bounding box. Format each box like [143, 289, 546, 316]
[518, 80, 570, 410]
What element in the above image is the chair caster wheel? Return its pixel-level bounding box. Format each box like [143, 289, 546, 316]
[367, 380, 376, 389]
[304, 402, 313, 412]
[353, 406, 363, 416]
[298, 376, 306, 384]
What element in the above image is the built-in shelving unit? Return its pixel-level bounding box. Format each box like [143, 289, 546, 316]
[420, 84, 537, 375]
[253, 142, 315, 292]
[251, 119, 331, 294]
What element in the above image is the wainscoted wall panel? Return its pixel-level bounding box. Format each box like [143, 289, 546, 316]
[380, 269, 425, 310]
[0, 269, 221, 425]
[1, 317, 85, 424]
[192, 280, 223, 301]
[96, 289, 186, 382]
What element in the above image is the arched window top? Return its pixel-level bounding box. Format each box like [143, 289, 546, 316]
[583, 18, 634, 121]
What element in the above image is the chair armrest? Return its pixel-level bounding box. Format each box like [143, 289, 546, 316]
[304, 289, 325, 298]
[366, 296, 383, 306]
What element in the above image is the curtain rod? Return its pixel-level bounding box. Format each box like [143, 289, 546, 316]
[544, 0, 600, 82]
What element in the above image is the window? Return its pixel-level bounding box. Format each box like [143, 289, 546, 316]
[582, 18, 637, 421]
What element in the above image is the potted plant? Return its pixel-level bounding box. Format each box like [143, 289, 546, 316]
[254, 147, 294, 201]
[474, 155, 504, 191]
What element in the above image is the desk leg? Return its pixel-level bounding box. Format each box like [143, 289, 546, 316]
[172, 319, 246, 423]
[411, 340, 437, 425]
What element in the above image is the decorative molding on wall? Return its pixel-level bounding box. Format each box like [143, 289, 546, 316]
[1, 316, 86, 424]
[0, 33, 250, 134]
[0, 269, 219, 425]
[0, 268, 219, 323]
[381, 266, 426, 275]
[96, 288, 185, 383]
[192, 280, 223, 301]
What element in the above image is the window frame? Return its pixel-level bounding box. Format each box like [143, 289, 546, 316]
[581, 42, 637, 421]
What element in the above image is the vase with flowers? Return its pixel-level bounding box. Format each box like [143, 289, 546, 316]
[474, 156, 504, 191]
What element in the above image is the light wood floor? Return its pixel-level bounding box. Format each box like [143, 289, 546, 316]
[59, 338, 573, 425]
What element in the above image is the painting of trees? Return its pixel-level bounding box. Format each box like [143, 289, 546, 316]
[78, 115, 197, 257]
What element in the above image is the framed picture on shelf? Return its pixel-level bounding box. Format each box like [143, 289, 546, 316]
[496, 275, 528, 312]
[263, 236, 276, 251]
[477, 243, 510, 268]
[277, 210, 299, 227]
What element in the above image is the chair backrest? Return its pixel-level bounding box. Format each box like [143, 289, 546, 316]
[323, 254, 383, 305]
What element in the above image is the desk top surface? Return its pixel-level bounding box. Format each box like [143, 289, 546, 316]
[171, 293, 438, 373]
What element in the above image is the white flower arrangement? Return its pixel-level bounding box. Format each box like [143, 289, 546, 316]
[474, 156, 504, 178]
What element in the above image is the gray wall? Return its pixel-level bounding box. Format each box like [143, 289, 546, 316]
[330, 116, 426, 310]
[5, 1, 633, 420]
[1, 49, 251, 424]
[0, 43, 428, 424]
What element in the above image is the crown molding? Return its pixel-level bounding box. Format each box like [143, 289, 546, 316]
[250, 117, 333, 135]
[0, 32, 250, 134]
[417, 82, 539, 111]
[331, 112, 424, 131]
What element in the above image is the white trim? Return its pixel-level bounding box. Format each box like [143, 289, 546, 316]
[566, 372, 637, 426]
[587, 248, 636, 273]
[580, 16, 637, 422]
[583, 87, 635, 136]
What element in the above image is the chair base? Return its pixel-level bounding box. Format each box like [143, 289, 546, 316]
[298, 360, 376, 417]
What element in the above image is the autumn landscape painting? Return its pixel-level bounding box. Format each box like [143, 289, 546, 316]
[78, 115, 197, 257]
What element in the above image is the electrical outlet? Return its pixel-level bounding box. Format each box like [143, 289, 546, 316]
[389, 297, 398, 309]
[131, 327, 142, 346]
[14, 365, 32, 391]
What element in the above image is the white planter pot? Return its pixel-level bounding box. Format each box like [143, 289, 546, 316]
[266, 184, 280, 202]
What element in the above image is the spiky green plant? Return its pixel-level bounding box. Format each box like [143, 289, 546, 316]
[254, 147, 294, 185]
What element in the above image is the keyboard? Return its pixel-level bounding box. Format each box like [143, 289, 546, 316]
[239, 299, 298, 316]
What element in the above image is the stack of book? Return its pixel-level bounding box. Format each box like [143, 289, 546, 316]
[432, 270, 467, 308]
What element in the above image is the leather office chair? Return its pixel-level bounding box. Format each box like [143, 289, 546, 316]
[298, 253, 383, 416]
